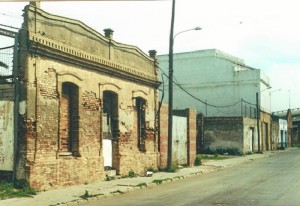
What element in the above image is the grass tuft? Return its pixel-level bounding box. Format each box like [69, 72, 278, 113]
[0, 179, 37, 200]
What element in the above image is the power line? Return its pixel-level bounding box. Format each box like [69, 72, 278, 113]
[0, 23, 20, 30]
[159, 67, 241, 108]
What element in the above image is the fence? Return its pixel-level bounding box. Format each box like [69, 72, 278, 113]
[241, 99, 257, 119]
[0, 45, 14, 83]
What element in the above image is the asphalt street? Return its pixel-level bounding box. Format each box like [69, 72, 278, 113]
[84, 148, 300, 206]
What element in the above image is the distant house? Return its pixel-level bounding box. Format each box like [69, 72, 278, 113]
[271, 116, 288, 149]
[273, 108, 299, 147]
[1, 3, 161, 190]
[291, 109, 300, 146]
[158, 49, 272, 153]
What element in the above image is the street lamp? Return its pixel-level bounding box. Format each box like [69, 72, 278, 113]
[167, 0, 201, 170]
[173, 27, 202, 40]
[256, 86, 271, 153]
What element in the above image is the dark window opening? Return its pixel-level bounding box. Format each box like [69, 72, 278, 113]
[136, 97, 146, 151]
[103, 91, 119, 139]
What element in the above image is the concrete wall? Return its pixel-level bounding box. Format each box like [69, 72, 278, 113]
[203, 117, 244, 154]
[16, 4, 160, 190]
[157, 49, 271, 116]
[0, 85, 14, 171]
[242, 118, 258, 153]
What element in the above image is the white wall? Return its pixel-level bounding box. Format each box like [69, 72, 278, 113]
[158, 49, 271, 117]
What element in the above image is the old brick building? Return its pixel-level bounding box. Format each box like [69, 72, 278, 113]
[15, 3, 160, 190]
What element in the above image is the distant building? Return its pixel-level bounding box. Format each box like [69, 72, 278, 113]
[273, 108, 299, 147]
[157, 49, 273, 153]
[157, 49, 271, 116]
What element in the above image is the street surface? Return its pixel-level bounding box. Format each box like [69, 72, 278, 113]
[84, 148, 300, 206]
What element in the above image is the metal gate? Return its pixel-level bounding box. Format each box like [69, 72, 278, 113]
[172, 115, 187, 165]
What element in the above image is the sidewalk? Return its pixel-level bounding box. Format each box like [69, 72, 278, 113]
[0, 149, 286, 206]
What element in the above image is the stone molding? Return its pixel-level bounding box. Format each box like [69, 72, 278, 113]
[29, 34, 159, 86]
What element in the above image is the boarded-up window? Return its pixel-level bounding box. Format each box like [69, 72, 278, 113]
[59, 82, 79, 156]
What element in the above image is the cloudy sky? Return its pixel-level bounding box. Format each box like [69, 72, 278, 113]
[0, 0, 299, 112]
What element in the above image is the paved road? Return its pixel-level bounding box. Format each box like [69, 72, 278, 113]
[84, 148, 300, 206]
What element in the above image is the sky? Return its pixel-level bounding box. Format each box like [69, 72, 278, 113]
[0, 0, 299, 112]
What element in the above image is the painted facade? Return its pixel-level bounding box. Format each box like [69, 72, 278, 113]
[157, 49, 271, 117]
[158, 49, 272, 152]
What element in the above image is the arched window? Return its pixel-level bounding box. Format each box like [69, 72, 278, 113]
[136, 97, 146, 151]
[59, 82, 79, 156]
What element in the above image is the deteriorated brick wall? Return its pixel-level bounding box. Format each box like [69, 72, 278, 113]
[17, 4, 160, 190]
[159, 104, 168, 168]
[186, 108, 197, 166]
[59, 96, 69, 152]
[204, 117, 244, 153]
[115, 103, 158, 176]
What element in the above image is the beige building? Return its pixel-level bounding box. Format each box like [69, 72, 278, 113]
[15, 3, 160, 190]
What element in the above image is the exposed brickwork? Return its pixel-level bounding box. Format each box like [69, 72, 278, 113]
[38, 69, 58, 99]
[158, 104, 168, 168]
[16, 5, 160, 190]
[186, 108, 197, 166]
[59, 96, 70, 152]
[79, 91, 101, 155]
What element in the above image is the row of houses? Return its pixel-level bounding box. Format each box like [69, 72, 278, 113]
[0, 3, 297, 190]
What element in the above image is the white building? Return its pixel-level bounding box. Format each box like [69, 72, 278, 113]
[157, 49, 271, 117]
[279, 119, 288, 148]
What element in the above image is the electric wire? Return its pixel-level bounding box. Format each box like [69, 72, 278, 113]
[159, 67, 241, 108]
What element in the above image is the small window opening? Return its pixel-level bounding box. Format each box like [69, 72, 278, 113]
[103, 91, 119, 139]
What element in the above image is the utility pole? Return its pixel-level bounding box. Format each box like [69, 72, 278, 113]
[167, 0, 175, 170]
[256, 92, 260, 153]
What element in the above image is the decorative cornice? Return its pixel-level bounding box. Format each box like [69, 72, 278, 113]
[28, 33, 160, 86]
